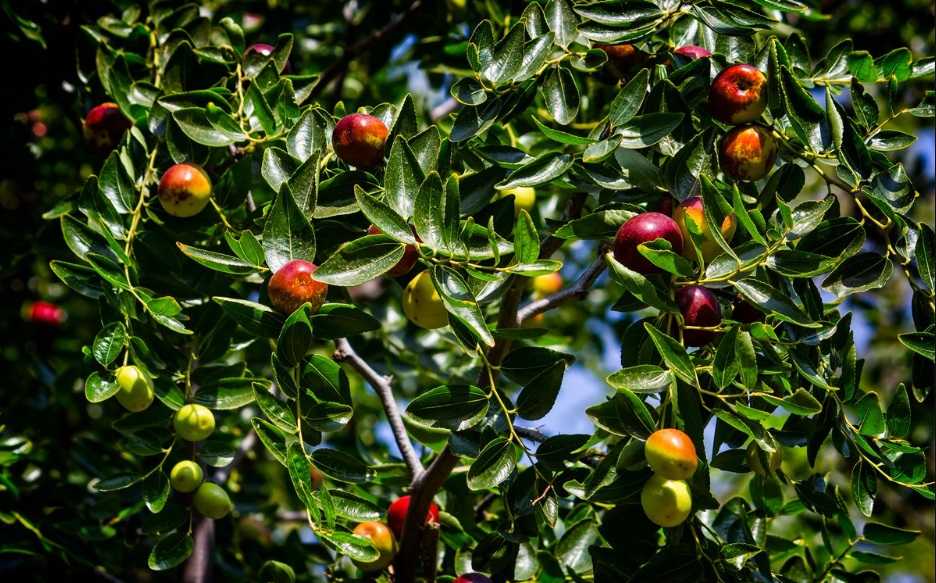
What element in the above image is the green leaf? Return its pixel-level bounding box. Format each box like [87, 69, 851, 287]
[467, 437, 519, 491]
[252, 417, 289, 465]
[172, 107, 244, 146]
[732, 279, 821, 328]
[606, 365, 674, 394]
[431, 265, 494, 347]
[98, 152, 134, 214]
[353, 186, 416, 244]
[481, 22, 525, 86]
[85, 372, 120, 403]
[308, 303, 381, 339]
[822, 253, 894, 300]
[556, 518, 600, 574]
[286, 442, 317, 513]
[277, 306, 314, 367]
[147, 531, 193, 571]
[407, 385, 489, 426]
[543, 65, 580, 125]
[761, 388, 822, 416]
[712, 327, 740, 389]
[886, 384, 912, 439]
[899, 332, 935, 361]
[316, 530, 379, 563]
[263, 184, 316, 272]
[608, 68, 650, 127]
[143, 470, 170, 514]
[863, 522, 920, 545]
[414, 172, 459, 252]
[253, 384, 298, 433]
[314, 235, 405, 286]
[617, 113, 684, 149]
[605, 252, 677, 313]
[516, 360, 567, 420]
[852, 461, 877, 518]
[177, 243, 259, 275]
[310, 449, 373, 483]
[214, 297, 284, 338]
[192, 379, 256, 410]
[93, 322, 128, 366]
[383, 137, 424, 219]
[496, 153, 574, 190]
[916, 224, 935, 290]
[546, 0, 577, 48]
[50, 260, 107, 299]
[643, 322, 698, 386]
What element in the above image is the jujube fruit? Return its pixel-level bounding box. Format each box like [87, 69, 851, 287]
[709, 64, 767, 124]
[673, 196, 736, 262]
[454, 574, 494, 583]
[402, 271, 448, 329]
[368, 225, 418, 277]
[500, 186, 536, 214]
[599, 43, 648, 79]
[645, 428, 698, 480]
[531, 272, 562, 297]
[387, 495, 441, 539]
[332, 113, 388, 168]
[158, 163, 212, 218]
[169, 460, 204, 493]
[267, 259, 328, 315]
[114, 365, 155, 412]
[676, 285, 722, 347]
[174, 403, 216, 442]
[193, 482, 233, 519]
[674, 45, 712, 60]
[83, 102, 131, 151]
[641, 474, 692, 527]
[23, 301, 66, 326]
[613, 212, 684, 274]
[720, 124, 778, 181]
[351, 521, 396, 572]
[244, 42, 291, 73]
[732, 297, 763, 324]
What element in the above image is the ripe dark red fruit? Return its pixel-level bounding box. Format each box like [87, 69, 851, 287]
[23, 301, 66, 326]
[674, 45, 712, 60]
[613, 212, 684, 274]
[732, 297, 763, 324]
[267, 259, 328, 315]
[676, 285, 722, 346]
[709, 64, 768, 124]
[332, 113, 389, 168]
[720, 125, 778, 182]
[454, 574, 494, 583]
[83, 102, 131, 151]
[599, 43, 648, 78]
[367, 225, 418, 277]
[387, 495, 440, 539]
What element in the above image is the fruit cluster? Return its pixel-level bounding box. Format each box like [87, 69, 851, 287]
[641, 428, 697, 527]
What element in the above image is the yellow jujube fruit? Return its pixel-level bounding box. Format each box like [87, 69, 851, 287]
[402, 271, 448, 330]
[114, 365, 155, 412]
[641, 474, 692, 527]
[169, 460, 204, 493]
[174, 403, 216, 442]
[193, 482, 233, 519]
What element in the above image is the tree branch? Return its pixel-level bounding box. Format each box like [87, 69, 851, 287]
[308, 0, 423, 100]
[333, 337, 424, 477]
[516, 251, 608, 324]
[393, 193, 590, 583]
[182, 430, 257, 583]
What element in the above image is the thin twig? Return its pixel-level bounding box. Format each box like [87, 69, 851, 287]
[333, 337, 424, 477]
[517, 252, 608, 323]
[308, 0, 423, 100]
